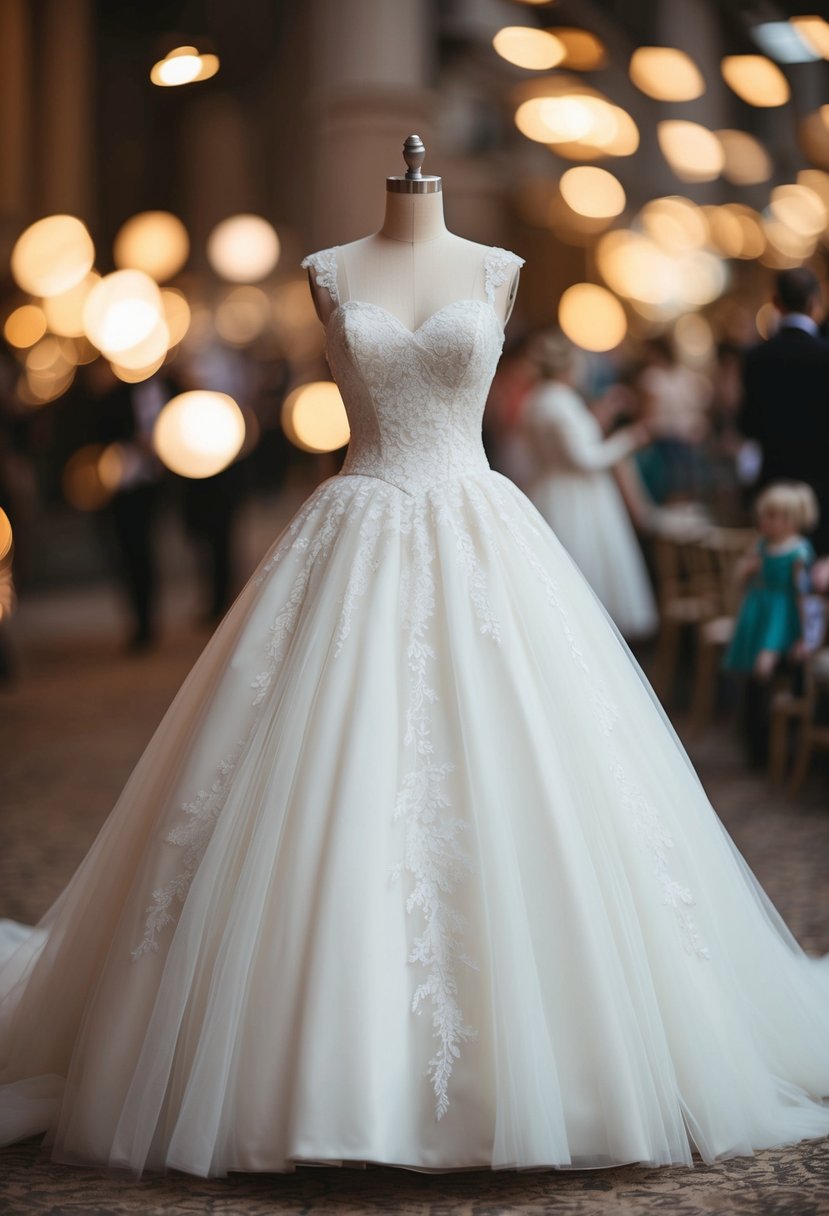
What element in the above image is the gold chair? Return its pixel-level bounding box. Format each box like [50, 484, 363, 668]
[785, 646, 829, 793]
[690, 526, 757, 734]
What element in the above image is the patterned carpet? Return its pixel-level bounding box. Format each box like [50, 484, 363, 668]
[0, 585, 827, 1215]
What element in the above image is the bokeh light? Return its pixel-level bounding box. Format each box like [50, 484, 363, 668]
[113, 211, 190, 282]
[62, 445, 112, 510]
[153, 390, 246, 478]
[798, 106, 829, 170]
[791, 16, 829, 59]
[493, 27, 564, 70]
[150, 46, 220, 87]
[83, 269, 163, 357]
[559, 166, 625, 218]
[639, 197, 708, 253]
[207, 215, 280, 283]
[769, 183, 826, 236]
[160, 288, 192, 347]
[657, 121, 724, 182]
[215, 286, 271, 345]
[3, 304, 47, 349]
[11, 215, 95, 297]
[720, 55, 790, 106]
[548, 28, 607, 71]
[0, 508, 12, 563]
[272, 279, 326, 359]
[629, 47, 704, 101]
[43, 272, 101, 337]
[281, 381, 350, 453]
[673, 313, 714, 366]
[558, 283, 627, 351]
[717, 129, 772, 185]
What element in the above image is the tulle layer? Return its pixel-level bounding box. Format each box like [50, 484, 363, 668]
[1, 470, 827, 1177]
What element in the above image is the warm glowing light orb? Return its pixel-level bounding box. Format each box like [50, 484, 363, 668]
[716, 129, 772, 185]
[161, 288, 192, 347]
[281, 381, 350, 453]
[153, 391, 246, 478]
[559, 166, 625, 218]
[62, 445, 111, 510]
[558, 283, 627, 352]
[150, 46, 220, 87]
[11, 215, 95, 298]
[792, 16, 829, 59]
[207, 215, 280, 283]
[3, 304, 47, 349]
[549, 28, 607, 71]
[639, 197, 708, 252]
[493, 26, 564, 70]
[83, 270, 164, 357]
[43, 272, 100, 337]
[721, 55, 790, 106]
[215, 286, 271, 345]
[113, 211, 190, 282]
[0, 508, 12, 562]
[769, 184, 827, 236]
[629, 47, 705, 101]
[674, 313, 714, 365]
[271, 280, 326, 359]
[657, 121, 724, 182]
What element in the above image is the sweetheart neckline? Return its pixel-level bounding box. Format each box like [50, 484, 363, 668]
[326, 298, 504, 338]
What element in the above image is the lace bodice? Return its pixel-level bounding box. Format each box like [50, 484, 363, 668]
[302, 246, 524, 494]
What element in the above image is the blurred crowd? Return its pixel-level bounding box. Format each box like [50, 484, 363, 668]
[488, 266, 829, 785]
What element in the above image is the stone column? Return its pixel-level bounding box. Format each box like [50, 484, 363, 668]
[38, 0, 95, 225]
[308, 0, 437, 244]
[0, 0, 32, 258]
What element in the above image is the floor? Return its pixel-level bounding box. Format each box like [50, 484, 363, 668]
[0, 583, 827, 1215]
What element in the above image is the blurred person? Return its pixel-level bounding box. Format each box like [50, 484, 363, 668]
[523, 330, 657, 640]
[90, 362, 166, 651]
[739, 267, 829, 551]
[634, 336, 712, 504]
[726, 482, 817, 763]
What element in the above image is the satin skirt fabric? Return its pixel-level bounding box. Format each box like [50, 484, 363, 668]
[0, 471, 827, 1177]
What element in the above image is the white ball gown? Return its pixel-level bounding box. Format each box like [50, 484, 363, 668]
[0, 246, 827, 1178]
[523, 380, 657, 640]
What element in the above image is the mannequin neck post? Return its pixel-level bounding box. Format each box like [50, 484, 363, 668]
[380, 189, 448, 243]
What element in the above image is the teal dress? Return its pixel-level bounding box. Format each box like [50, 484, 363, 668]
[725, 538, 814, 671]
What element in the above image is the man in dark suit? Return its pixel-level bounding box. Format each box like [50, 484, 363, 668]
[740, 267, 829, 551]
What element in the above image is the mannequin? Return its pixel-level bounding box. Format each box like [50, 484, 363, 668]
[305, 135, 520, 330]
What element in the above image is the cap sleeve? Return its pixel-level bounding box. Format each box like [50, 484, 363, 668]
[483, 247, 525, 305]
[301, 247, 340, 304]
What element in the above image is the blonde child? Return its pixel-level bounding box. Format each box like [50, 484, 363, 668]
[726, 481, 818, 679]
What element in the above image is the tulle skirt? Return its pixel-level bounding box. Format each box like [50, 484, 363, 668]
[0, 470, 827, 1177]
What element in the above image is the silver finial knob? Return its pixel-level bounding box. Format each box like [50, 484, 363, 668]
[403, 135, 426, 180]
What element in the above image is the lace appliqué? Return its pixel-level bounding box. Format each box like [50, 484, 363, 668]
[393, 497, 478, 1120]
[483, 247, 525, 306]
[131, 740, 245, 960]
[301, 248, 339, 304]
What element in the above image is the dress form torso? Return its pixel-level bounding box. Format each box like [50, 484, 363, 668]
[306, 189, 520, 331]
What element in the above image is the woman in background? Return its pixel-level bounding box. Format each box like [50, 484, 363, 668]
[523, 330, 658, 641]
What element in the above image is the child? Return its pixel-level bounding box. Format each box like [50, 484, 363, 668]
[726, 481, 818, 679]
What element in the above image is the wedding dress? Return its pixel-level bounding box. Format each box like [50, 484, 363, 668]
[1, 246, 828, 1178]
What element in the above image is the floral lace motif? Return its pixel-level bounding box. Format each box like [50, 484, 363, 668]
[483, 247, 524, 305]
[301, 248, 339, 304]
[131, 740, 245, 960]
[393, 497, 479, 1119]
